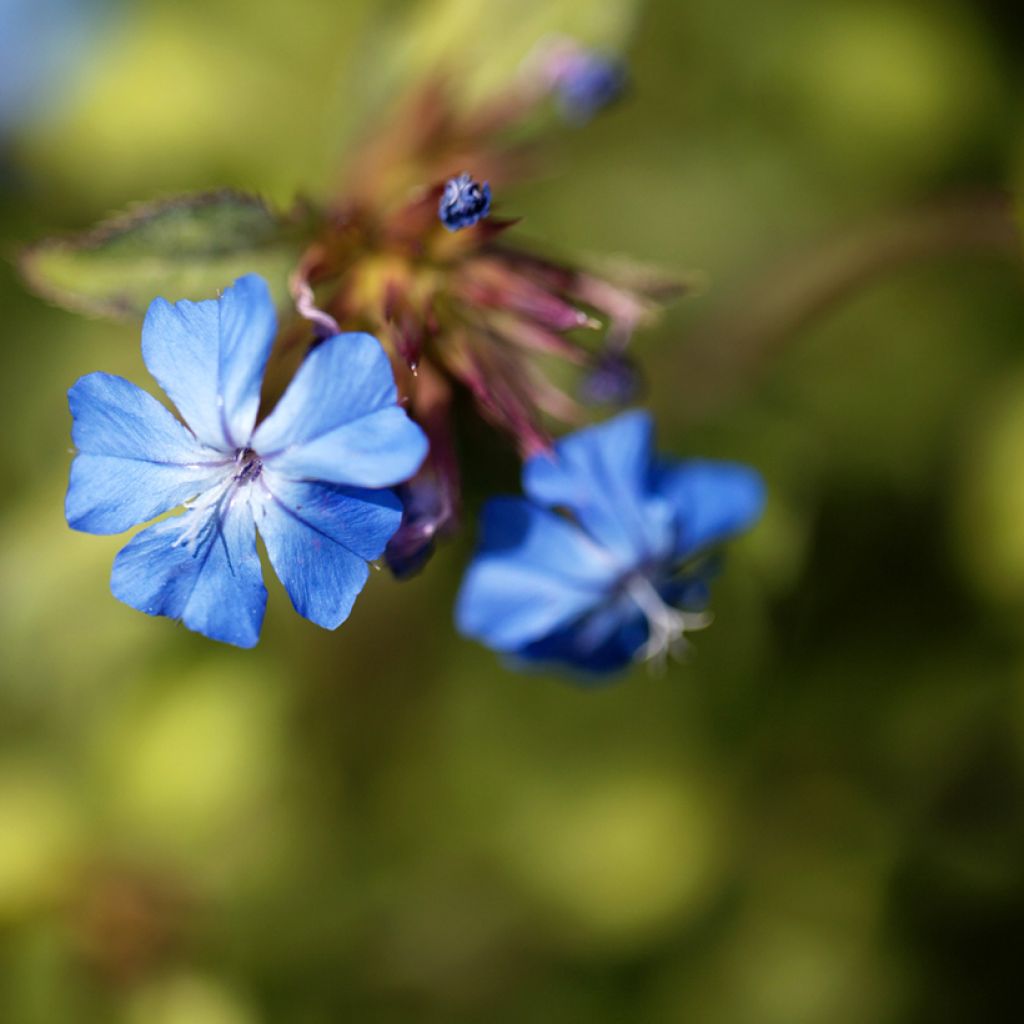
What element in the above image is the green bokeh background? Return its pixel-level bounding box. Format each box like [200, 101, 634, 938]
[2, 0, 1024, 1020]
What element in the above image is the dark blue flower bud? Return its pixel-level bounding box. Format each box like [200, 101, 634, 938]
[439, 173, 492, 232]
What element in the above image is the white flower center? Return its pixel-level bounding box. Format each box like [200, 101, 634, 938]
[170, 450, 261, 554]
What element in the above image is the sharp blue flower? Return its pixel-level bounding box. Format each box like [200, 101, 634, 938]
[66, 274, 428, 647]
[438, 173, 492, 231]
[455, 410, 764, 676]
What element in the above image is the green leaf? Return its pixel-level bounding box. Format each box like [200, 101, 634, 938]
[20, 190, 310, 319]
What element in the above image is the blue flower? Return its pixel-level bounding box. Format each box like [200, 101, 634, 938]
[553, 50, 626, 123]
[66, 274, 428, 648]
[455, 411, 764, 675]
[438, 173, 492, 231]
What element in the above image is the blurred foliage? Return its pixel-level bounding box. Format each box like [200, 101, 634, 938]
[2, 0, 1024, 1021]
[21, 192, 307, 318]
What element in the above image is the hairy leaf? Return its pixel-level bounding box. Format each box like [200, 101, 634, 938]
[21, 191, 310, 319]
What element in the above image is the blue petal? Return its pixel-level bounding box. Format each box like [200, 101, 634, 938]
[455, 498, 619, 652]
[66, 372, 226, 534]
[110, 492, 267, 648]
[141, 274, 277, 450]
[518, 606, 648, 676]
[652, 460, 765, 560]
[659, 571, 713, 610]
[522, 409, 674, 567]
[253, 470, 402, 629]
[252, 332, 427, 488]
[518, 566, 717, 676]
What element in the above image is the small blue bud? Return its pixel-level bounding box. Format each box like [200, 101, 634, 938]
[555, 52, 626, 123]
[439, 173, 492, 232]
[580, 351, 642, 406]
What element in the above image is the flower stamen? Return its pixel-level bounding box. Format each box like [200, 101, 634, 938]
[625, 574, 711, 669]
[234, 448, 263, 484]
[172, 476, 235, 554]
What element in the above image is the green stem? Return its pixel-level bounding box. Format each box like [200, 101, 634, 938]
[663, 190, 1022, 419]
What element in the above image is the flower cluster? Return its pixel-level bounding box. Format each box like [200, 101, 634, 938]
[274, 52, 686, 577]
[52, 42, 765, 677]
[286, 171, 680, 577]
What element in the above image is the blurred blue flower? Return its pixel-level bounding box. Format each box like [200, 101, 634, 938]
[579, 350, 642, 406]
[551, 48, 627, 123]
[66, 274, 428, 647]
[438, 173, 492, 231]
[456, 411, 764, 675]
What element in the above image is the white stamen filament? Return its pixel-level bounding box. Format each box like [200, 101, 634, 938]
[171, 474, 236, 553]
[625, 574, 711, 669]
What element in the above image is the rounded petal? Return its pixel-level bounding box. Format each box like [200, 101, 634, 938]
[263, 407, 428, 489]
[110, 493, 267, 648]
[66, 372, 225, 534]
[253, 472, 402, 629]
[522, 409, 674, 567]
[455, 498, 619, 653]
[652, 460, 766, 560]
[141, 274, 277, 450]
[252, 332, 427, 488]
